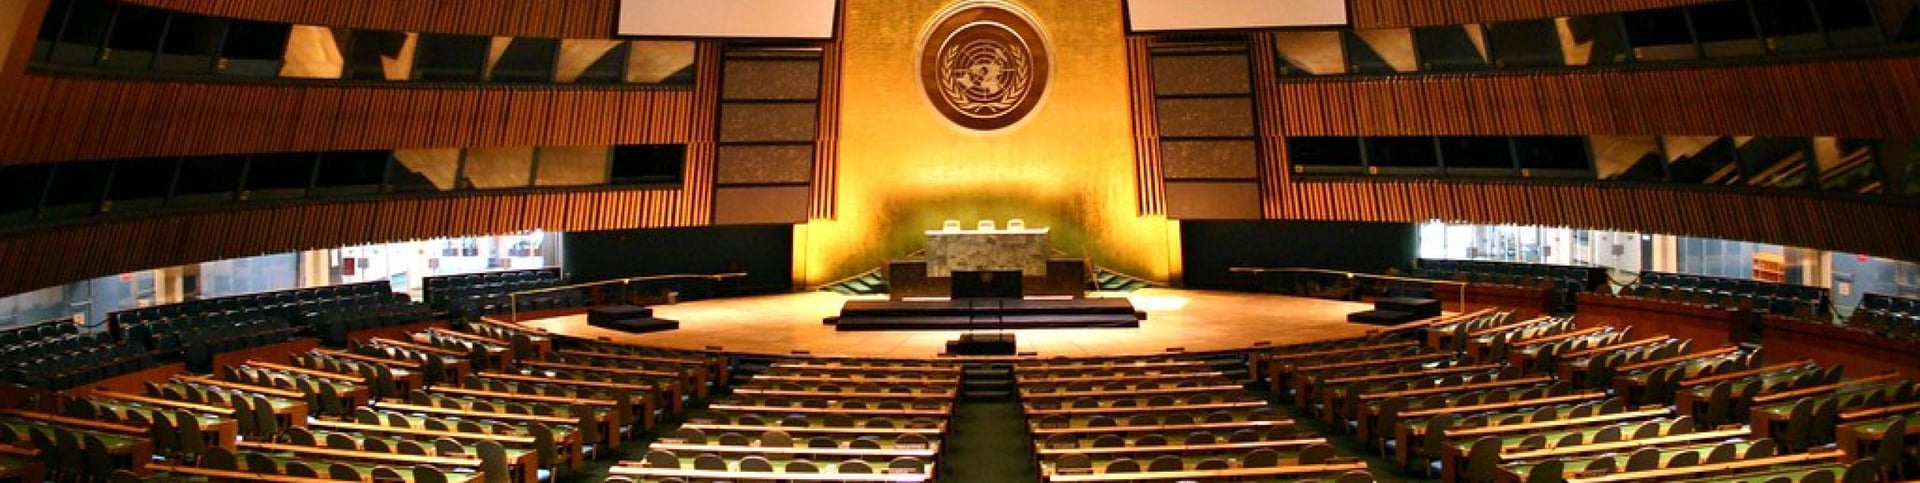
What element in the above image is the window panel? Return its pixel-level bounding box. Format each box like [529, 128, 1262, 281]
[1272, 30, 1347, 76]
[1888, 0, 1920, 43]
[610, 145, 686, 185]
[1665, 136, 1742, 185]
[1287, 137, 1363, 173]
[389, 149, 461, 192]
[1591, 135, 1666, 181]
[1365, 137, 1440, 169]
[534, 146, 611, 187]
[173, 155, 245, 199]
[0, 164, 53, 213]
[101, 4, 167, 71]
[51, 0, 113, 66]
[1438, 137, 1514, 173]
[1622, 8, 1700, 61]
[1752, 0, 1827, 52]
[1815, 0, 1882, 47]
[1688, 2, 1765, 58]
[280, 26, 347, 79]
[1556, 15, 1633, 66]
[107, 157, 177, 202]
[313, 151, 389, 189]
[413, 33, 489, 82]
[219, 20, 290, 77]
[1735, 137, 1813, 189]
[1813, 137, 1883, 195]
[33, 0, 70, 62]
[155, 14, 222, 74]
[1884, 139, 1920, 197]
[1345, 29, 1418, 74]
[460, 147, 534, 189]
[346, 31, 417, 81]
[44, 160, 112, 208]
[628, 41, 697, 85]
[1514, 136, 1591, 173]
[488, 37, 559, 83]
[1414, 25, 1491, 71]
[1487, 19, 1564, 68]
[554, 39, 626, 84]
[243, 152, 316, 197]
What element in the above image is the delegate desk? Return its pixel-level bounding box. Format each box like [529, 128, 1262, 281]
[238, 441, 535, 483]
[0, 410, 154, 469]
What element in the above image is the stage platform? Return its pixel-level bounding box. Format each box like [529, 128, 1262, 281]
[826, 298, 1143, 331]
[514, 288, 1401, 358]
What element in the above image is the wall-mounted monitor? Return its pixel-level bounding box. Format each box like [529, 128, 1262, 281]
[618, 0, 839, 39]
[1126, 0, 1348, 32]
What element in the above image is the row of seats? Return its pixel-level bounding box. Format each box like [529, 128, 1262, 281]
[1414, 259, 1598, 310]
[0, 317, 79, 345]
[425, 269, 585, 319]
[1625, 271, 1829, 317]
[1844, 293, 1920, 342]
[0, 333, 155, 390]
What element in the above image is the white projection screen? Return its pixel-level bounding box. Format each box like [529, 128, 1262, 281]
[618, 0, 838, 39]
[1127, 0, 1348, 32]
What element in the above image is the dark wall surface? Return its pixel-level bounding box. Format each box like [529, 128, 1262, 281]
[563, 225, 793, 297]
[1181, 220, 1416, 289]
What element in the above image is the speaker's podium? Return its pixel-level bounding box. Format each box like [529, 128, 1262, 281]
[827, 220, 1146, 354]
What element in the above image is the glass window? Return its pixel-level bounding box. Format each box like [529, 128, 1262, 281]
[1287, 137, 1363, 172]
[1889, 139, 1920, 197]
[50, 0, 113, 66]
[1622, 8, 1700, 61]
[489, 38, 559, 83]
[1591, 135, 1667, 181]
[1815, 0, 1882, 48]
[628, 40, 697, 85]
[1365, 137, 1440, 169]
[244, 152, 316, 197]
[1438, 137, 1514, 174]
[554, 39, 626, 84]
[1272, 30, 1348, 76]
[100, 4, 168, 71]
[155, 14, 222, 74]
[609, 144, 686, 185]
[1887, 0, 1920, 43]
[345, 30, 417, 81]
[413, 33, 489, 82]
[173, 155, 245, 200]
[534, 146, 611, 187]
[1689, 2, 1765, 58]
[106, 157, 177, 204]
[1414, 25, 1491, 71]
[279, 25, 347, 79]
[1813, 137, 1882, 195]
[313, 151, 389, 191]
[1751, 0, 1827, 52]
[0, 164, 53, 214]
[219, 19, 291, 77]
[1344, 29, 1418, 74]
[44, 160, 112, 208]
[1734, 137, 1813, 189]
[1556, 15, 1633, 66]
[389, 148, 461, 192]
[1486, 19, 1564, 68]
[1514, 136, 1591, 174]
[1664, 136, 1742, 185]
[32, 0, 69, 62]
[459, 147, 534, 189]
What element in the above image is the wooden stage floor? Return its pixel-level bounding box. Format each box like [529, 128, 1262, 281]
[518, 289, 1386, 358]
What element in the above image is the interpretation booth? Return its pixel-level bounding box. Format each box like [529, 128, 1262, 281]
[827, 220, 1145, 339]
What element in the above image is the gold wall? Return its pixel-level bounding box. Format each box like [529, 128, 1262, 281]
[799, 0, 1172, 285]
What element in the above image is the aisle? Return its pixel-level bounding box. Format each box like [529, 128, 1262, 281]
[939, 400, 1041, 483]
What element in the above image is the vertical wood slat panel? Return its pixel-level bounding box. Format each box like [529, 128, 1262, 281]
[0, 76, 708, 164]
[1347, 0, 1726, 29]
[1266, 57, 1920, 138]
[810, 12, 847, 221]
[1126, 36, 1167, 216]
[123, 0, 619, 38]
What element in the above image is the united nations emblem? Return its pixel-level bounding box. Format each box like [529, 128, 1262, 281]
[918, 1, 1050, 131]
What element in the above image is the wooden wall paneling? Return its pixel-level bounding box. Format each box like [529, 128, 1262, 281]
[1347, 0, 1726, 29]
[811, 30, 845, 220]
[1127, 36, 1167, 216]
[122, 0, 619, 39]
[1265, 57, 1920, 138]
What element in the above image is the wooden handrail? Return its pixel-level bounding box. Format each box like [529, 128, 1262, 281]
[1564, 449, 1841, 483]
[1031, 419, 1292, 435]
[1467, 316, 1552, 338]
[244, 360, 367, 383]
[1268, 341, 1419, 363]
[1398, 392, 1609, 419]
[173, 374, 306, 399]
[1559, 337, 1670, 360]
[1497, 428, 1750, 461]
[1295, 352, 1452, 373]
[1020, 385, 1242, 400]
[1678, 360, 1815, 387]
[1362, 376, 1554, 402]
[366, 337, 468, 358]
[1035, 438, 1324, 456]
[314, 348, 423, 369]
[1322, 364, 1502, 386]
[1510, 326, 1610, 348]
[1841, 400, 1920, 422]
[1615, 346, 1739, 373]
[89, 389, 235, 415]
[1444, 408, 1670, 439]
[1752, 372, 1902, 405]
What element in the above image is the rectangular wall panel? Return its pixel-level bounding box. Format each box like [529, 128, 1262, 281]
[1162, 140, 1258, 180]
[713, 186, 810, 224]
[1165, 181, 1262, 220]
[717, 145, 814, 185]
[1156, 97, 1257, 138]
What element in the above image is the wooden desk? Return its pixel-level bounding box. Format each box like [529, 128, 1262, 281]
[1496, 428, 1751, 462]
[1562, 449, 1840, 483]
[426, 385, 637, 430]
[166, 378, 310, 430]
[1023, 401, 1267, 417]
[1354, 376, 1554, 442]
[1030, 420, 1291, 436]
[608, 465, 931, 482]
[682, 423, 945, 436]
[1035, 438, 1321, 457]
[1292, 352, 1455, 407]
[90, 389, 234, 416]
[478, 371, 674, 415]
[1021, 385, 1239, 400]
[1610, 346, 1740, 403]
[649, 442, 939, 458]
[365, 338, 470, 382]
[757, 374, 964, 386]
[0, 410, 155, 468]
[1750, 373, 1903, 440]
[145, 463, 378, 483]
[413, 332, 513, 371]
[1435, 408, 1673, 483]
[307, 419, 581, 469]
[239, 441, 532, 483]
[1555, 337, 1672, 385]
[508, 363, 685, 412]
[1835, 413, 1920, 463]
[734, 388, 957, 400]
[245, 360, 367, 384]
[1044, 462, 1370, 482]
[370, 402, 609, 450]
[1390, 392, 1611, 467]
[708, 404, 950, 418]
[770, 362, 961, 374]
[1320, 364, 1505, 423]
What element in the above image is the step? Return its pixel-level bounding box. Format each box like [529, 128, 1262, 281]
[961, 390, 1011, 401]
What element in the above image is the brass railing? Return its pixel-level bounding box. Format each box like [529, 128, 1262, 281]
[1229, 267, 1468, 309]
[506, 272, 747, 322]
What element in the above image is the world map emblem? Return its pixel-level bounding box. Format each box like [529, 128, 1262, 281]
[918, 1, 1051, 131]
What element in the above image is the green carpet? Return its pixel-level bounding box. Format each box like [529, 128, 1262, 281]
[940, 400, 1042, 483]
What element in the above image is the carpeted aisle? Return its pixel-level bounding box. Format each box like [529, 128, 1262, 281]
[939, 400, 1042, 483]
